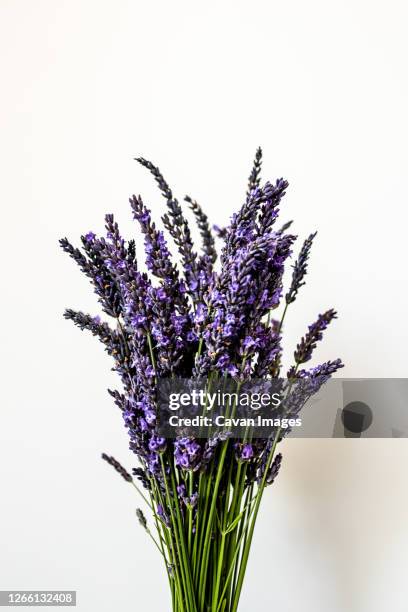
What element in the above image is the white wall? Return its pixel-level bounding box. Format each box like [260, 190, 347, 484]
[1, 1, 408, 610]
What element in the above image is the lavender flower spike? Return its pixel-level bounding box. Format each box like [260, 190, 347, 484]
[247, 146, 263, 197]
[286, 232, 317, 304]
[101, 453, 133, 483]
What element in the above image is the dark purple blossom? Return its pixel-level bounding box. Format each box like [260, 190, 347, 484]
[174, 438, 202, 471]
[101, 453, 133, 483]
[85, 231, 96, 242]
[157, 504, 170, 527]
[136, 508, 148, 530]
[149, 435, 167, 453]
[266, 452, 282, 486]
[132, 467, 151, 490]
[286, 232, 317, 305]
[235, 443, 254, 461]
[293, 309, 338, 366]
[247, 147, 263, 198]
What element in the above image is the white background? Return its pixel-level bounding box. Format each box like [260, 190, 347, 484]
[1, 1, 408, 610]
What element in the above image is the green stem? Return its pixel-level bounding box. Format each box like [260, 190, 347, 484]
[198, 441, 229, 609]
[231, 429, 281, 612]
[130, 480, 154, 510]
[277, 302, 288, 334]
[216, 488, 254, 612]
[212, 530, 226, 611]
[146, 332, 157, 371]
[170, 464, 197, 600]
[160, 457, 190, 610]
[187, 470, 193, 555]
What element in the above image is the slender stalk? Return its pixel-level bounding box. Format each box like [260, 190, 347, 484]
[148, 477, 183, 609]
[169, 463, 197, 612]
[187, 470, 193, 555]
[216, 488, 254, 612]
[130, 480, 154, 510]
[160, 457, 190, 610]
[231, 429, 281, 612]
[146, 332, 157, 371]
[198, 440, 229, 609]
[277, 302, 289, 334]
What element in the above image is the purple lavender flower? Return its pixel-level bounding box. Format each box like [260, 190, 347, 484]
[246, 147, 263, 198]
[177, 484, 186, 497]
[266, 452, 282, 486]
[174, 438, 202, 471]
[286, 232, 317, 305]
[136, 508, 148, 530]
[293, 309, 338, 366]
[132, 467, 151, 490]
[85, 231, 96, 242]
[101, 453, 133, 482]
[237, 443, 254, 461]
[157, 504, 170, 527]
[148, 435, 167, 453]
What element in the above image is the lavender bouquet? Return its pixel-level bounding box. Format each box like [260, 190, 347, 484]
[60, 149, 342, 612]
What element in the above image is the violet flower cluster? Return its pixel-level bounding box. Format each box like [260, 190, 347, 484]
[60, 148, 343, 612]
